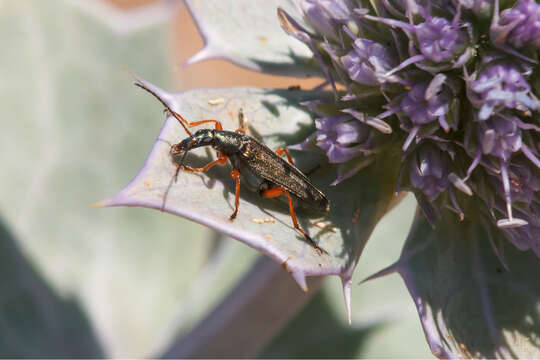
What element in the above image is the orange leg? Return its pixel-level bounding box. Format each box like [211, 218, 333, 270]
[235, 108, 248, 135]
[181, 154, 227, 173]
[275, 148, 295, 166]
[261, 187, 324, 254]
[166, 109, 223, 136]
[172, 154, 227, 183]
[230, 170, 241, 220]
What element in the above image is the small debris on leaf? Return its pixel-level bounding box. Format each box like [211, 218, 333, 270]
[252, 217, 276, 224]
[311, 221, 337, 232]
[208, 97, 225, 105]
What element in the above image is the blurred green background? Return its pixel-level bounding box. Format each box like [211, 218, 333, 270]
[0, 0, 431, 357]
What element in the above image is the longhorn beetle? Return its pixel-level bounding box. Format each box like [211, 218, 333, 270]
[135, 81, 330, 253]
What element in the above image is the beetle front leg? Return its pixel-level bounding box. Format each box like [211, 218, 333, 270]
[261, 187, 325, 254]
[165, 109, 224, 135]
[180, 154, 227, 174]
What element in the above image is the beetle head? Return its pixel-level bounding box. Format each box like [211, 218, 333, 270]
[170, 129, 215, 156]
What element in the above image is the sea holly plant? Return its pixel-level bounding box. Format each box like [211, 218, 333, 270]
[101, 0, 540, 358]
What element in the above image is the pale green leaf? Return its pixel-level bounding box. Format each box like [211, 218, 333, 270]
[0, 0, 221, 356]
[186, 0, 322, 78]
[102, 77, 399, 296]
[379, 210, 540, 358]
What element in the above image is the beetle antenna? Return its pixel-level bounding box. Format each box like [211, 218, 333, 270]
[177, 151, 189, 176]
[157, 138, 173, 147]
[134, 82, 174, 115]
[133, 81, 193, 136]
[161, 172, 175, 211]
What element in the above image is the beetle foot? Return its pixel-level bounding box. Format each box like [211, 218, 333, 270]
[303, 233, 327, 255]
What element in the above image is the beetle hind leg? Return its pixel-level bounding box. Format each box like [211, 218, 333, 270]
[275, 147, 295, 166]
[229, 169, 241, 220]
[261, 187, 326, 255]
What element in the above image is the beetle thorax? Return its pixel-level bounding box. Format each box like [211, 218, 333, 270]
[212, 130, 245, 155]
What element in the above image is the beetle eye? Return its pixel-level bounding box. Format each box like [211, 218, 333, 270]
[169, 144, 183, 156]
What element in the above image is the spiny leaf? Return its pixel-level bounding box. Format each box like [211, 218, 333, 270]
[100, 77, 399, 305]
[185, 0, 323, 78]
[370, 210, 540, 358]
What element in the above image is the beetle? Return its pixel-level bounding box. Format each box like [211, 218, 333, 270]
[135, 81, 330, 253]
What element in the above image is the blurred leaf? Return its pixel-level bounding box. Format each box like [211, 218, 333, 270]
[161, 256, 322, 358]
[375, 210, 540, 358]
[151, 234, 261, 355]
[0, 0, 226, 356]
[0, 0, 429, 358]
[66, 0, 178, 35]
[323, 195, 433, 358]
[0, 217, 103, 357]
[260, 289, 372, 358]
[102, 77, 400, 298]
[164, 201, 425, 358]
[185, 0, 323, 78]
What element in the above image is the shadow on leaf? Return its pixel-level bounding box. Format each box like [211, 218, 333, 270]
[259, 290, 377, 358]
[395, 211, 540, 358]
[0, 217, 103, 358]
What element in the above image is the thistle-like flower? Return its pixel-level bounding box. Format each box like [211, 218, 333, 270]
[314, 114, 373, 163]
[492, 0, 540, 49]
[279, 0, 540, 258]
[98, 0, 540, 357]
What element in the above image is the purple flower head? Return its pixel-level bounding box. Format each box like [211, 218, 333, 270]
[493, 0, 540, 49]
[401, 82, 451, 127]
[395, 79, 453, 150]
[371, 75, 456, 151]
[455, 0, 492, 18]
[502, 202, 540, 256]
[298, 0, 351, 42]
[279, 0, 540, 259]
[508, 163, 540, 204]
[478, 114, 522, 161]
[415, 16, 468, 63]
[468, 63, 538, 120]
[361, 9, 473, 75]
[380, 0, 425, 16]
[462, 111, 540, 229]
[340, 39, 397, 86]
[409, 144, 451, 202]
[315, 114, 372, 163]
[491, 160, 540, 204]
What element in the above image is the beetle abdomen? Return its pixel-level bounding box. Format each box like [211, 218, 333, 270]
[211, 130, 329, 213]
[237, 138, 330, 213]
